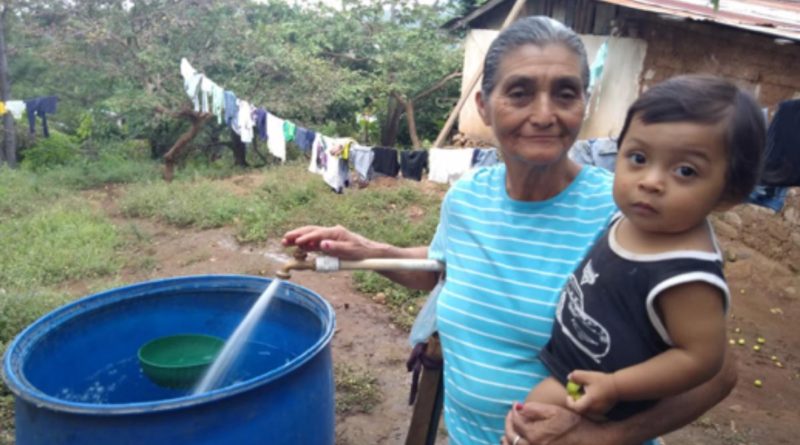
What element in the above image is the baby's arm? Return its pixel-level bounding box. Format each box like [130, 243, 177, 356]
[568, 281, 727, 416]
[526, 376, 570, 408]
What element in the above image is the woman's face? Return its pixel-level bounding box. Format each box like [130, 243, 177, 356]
[477, 43, 586, 167]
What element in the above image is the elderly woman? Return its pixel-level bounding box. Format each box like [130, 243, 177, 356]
[282, 16, 736, 445]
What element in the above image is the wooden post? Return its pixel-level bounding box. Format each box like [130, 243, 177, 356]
[404, 335, 443, 445]
[431, 0, 528, 148]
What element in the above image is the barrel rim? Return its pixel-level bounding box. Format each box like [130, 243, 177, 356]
[1, 274, 336, 415]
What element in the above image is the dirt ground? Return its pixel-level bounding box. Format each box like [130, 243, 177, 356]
[77, 175, 799, 445]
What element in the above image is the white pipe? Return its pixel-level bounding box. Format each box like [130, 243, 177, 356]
[315, 256, 443, 273]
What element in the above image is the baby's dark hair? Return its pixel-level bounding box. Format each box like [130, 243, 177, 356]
[617, 74, 766, 204]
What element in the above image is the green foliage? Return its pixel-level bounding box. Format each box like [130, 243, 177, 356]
[19, 131, 81, 172]
[10, 0, 461, 162]
[0, 204, 121, 290]
[120, 178, 246, 228]
[76, 110, 127, 144]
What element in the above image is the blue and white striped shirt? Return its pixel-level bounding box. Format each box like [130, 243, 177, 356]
[428, 163, 616, 445]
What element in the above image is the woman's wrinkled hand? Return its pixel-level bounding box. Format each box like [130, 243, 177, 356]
[281, 225, 380, 260]
[500, 401, 584, 445]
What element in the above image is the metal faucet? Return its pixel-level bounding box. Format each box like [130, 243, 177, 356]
[276, 249, 316, 279]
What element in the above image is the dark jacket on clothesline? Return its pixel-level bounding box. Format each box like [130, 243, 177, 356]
[25, 96, 58, 138]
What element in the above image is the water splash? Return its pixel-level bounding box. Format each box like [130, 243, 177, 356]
[193, 279, 283, 394]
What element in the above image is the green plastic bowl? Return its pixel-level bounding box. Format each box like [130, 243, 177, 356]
[138, 334, 225, 389]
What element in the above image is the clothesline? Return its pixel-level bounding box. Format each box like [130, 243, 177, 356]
[179, 58, 498, 190]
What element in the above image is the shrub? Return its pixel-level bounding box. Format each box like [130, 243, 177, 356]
[19, 130, 80, 172]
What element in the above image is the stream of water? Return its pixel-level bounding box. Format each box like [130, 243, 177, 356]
[193, 279, 283, 394]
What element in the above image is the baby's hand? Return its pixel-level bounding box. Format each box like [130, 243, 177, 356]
[565, 370, 619, 417]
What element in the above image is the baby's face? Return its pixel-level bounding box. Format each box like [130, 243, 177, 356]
[612, 117, 729, 235]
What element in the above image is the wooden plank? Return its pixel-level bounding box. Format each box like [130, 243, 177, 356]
[404, 336, 444, 445]
[432, 0, 528, 148]
[593, 2, 617, 35]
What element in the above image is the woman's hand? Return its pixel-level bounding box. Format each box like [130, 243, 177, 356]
[501, 401, 615, 445]
[281, 225, 383, 260]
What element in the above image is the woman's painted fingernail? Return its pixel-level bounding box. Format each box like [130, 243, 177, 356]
[514, 402, 523, 411]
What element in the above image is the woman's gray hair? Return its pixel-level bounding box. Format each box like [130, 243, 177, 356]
[481, 16, 590, 97]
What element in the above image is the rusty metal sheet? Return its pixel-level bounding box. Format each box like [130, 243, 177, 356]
[599, 0, 800, 41]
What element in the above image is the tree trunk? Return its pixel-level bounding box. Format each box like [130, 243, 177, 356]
[393, 92, 421, 149]
[0, 6, 16, 168]
[380, 96, 402, 147]
[162, 110, 213, 182]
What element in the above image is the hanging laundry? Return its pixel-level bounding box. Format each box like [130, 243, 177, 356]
[24, 96, 58, 137]
[589, 40, 609, 93]
[294, 126, 316, 153]
[470, 147, 499, 168]
[568, 138, 618, 173]
[283, 121, 296, 143]
[428, 148, 474, 184]
[180, 58, 203, 112]
[747, 185, 788, 212]
[200, 76, 215, 113]
[266, 113, 287, 162]
[323, 136, 348, 193]
[761, 99, 800, 187]
[212, 83, 225, 124]
[400, 150, 428, 181]
[350, 143, 374, 182]
[236, 99, 255, 143]
[6, 100, 25, 119]
[253, 108, 268, 140]
[371, 147, 399, 177]
[329, 138, 354, 161]
[309, 133, 327, 175]
[224, 91, 238, 130]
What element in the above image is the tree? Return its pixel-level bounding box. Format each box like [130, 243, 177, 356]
[9, 0, 463, 176]
[270, 0, 462, 147]
[0, 1, 15, 168]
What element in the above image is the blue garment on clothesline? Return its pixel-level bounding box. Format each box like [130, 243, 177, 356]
[24, 96, 58, 137]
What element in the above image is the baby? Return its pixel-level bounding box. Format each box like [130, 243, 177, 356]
[527, 74, 766, 420]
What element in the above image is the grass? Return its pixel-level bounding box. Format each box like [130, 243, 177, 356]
[0, 167, 66, 221]
[120, 178, 246, 228]
[237, 162, 441, 246]
[334, 363, 382, 415]
[0, 204, 121, 291]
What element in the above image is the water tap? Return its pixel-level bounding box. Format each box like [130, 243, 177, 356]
[276, 249, 316, 279]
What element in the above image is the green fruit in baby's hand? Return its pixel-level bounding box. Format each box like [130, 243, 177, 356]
[566, 380, 582, 401]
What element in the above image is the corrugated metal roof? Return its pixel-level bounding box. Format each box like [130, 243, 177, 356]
[598, 0, 800, 41]
[445, 0, 800, 41]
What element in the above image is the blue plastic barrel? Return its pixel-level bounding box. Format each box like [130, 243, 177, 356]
[2, 275, 336, 445]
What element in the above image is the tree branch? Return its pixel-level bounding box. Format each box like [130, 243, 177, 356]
[412, 70, 461, 102]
